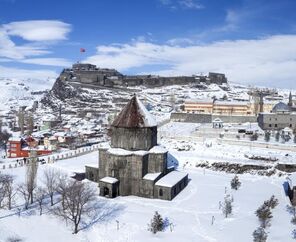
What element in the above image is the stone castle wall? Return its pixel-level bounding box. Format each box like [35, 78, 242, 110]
[170, 112, 257, 123]
[59, 64, 227, 88]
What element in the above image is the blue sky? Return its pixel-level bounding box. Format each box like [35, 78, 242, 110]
[0, 0, 296, 87]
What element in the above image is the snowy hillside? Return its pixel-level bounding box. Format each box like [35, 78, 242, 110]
[0, 78, 54, 112]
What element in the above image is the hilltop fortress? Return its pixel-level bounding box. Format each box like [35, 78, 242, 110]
[59, 63, 228, 88]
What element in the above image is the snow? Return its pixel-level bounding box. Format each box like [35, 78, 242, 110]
[0, 141, 296, 241]
[155, 171, 187, 187]
[107, 148, 148, 156]
[1, 79, 296, 241]
[100, 177, 119, 184]
[149, 145, 167, 154]
[135, 95, 157, 127]
[143, 172, 162, 181]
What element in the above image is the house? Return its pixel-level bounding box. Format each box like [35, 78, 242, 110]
[85, 95, 188, 200]
[7, 136, 51, 158]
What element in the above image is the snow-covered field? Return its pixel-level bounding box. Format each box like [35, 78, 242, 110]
[0, 160, 294, 242]
[0, 142, 295, 242]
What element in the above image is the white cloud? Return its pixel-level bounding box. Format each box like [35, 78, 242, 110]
[179, 0, 203, 9]
[85, 35, 296, 88]
[0, 65, 57, 82]
[0, 20, 72, 67]
[3, 20, 71, 42]
[20, 58, 72, 67]
[158, 0, 203, 10]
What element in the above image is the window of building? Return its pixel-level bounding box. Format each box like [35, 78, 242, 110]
[111, 169, 115, 177]
[275, 124, 278, 127]
[269, 124, 272, 127]
[290, 124, 293, 128]
[159, 189, 163, 196]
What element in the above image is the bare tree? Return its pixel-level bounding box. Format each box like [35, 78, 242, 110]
[17, 184, 30, 210]
[0, 175, 7, 208]
[26, 113, 34, 135]
[26, 153, 38, 204]
[54, 180, 96, 234]
[56, 174, 69, 210]
[35, 187, 46, 215]
[17, 108, 25, 135]
[2, 174, 15, 210]
[43, 168, 60, 206]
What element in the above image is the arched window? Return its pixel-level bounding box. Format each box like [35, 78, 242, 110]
[159, 189, 163, 196]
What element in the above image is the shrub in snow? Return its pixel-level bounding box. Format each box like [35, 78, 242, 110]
[255, 204, 273, 228]
[148, 211, 164, 234]
[291, 216, 296, 225]
[292, 229, 296, 239]
[275, 132, 280, 142]
[231, 175, 241, 190]
[250, 133, 259, 141]
[252, 227, 267, 242]
[222, 194, 233, 218]
[265, 195, 279, 209]
[264, 131, 270, 142]
[6, 236, 23, 242]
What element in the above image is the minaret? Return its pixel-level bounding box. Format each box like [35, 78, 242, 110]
[288, 92, 293, 107]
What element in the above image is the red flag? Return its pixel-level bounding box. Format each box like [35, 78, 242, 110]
[80, 48, 86, 53]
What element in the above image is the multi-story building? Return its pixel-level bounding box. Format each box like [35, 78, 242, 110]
[184, 99, 253, 116]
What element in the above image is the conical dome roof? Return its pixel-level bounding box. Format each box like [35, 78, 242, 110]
[272, 101, 291, 113]
[112, 95, 157, 128]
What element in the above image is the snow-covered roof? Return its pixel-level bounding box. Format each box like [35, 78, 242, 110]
[149, 145, 167, 154]
[215, 101, 249, 106]
[112, 95, 157, 128]
[283, 127, 292, 132]
[213, 118, 223, 123]
[143, 172, 162, 181]
[100, 177, 118, 184]
[272, 102, 290, 113]
[107, 148, 148, 156]
[9, 136, 21, 142]
[155, 171, 188, 188]
[185, 99, 213, 104]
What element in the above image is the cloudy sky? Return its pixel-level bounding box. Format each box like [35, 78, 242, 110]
[0, 0, 296, 87]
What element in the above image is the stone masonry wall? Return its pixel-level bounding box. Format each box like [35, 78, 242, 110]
[111, 127, 157, 151]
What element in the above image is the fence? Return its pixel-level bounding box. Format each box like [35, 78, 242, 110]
[0, 144, 101, 171]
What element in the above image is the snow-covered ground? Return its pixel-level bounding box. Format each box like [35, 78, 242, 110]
[0, 153, 294, 242]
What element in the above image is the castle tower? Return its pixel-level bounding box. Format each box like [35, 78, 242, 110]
[111, 94, 157, 151]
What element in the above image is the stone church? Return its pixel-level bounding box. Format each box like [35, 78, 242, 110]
[85, 95, 188, 200]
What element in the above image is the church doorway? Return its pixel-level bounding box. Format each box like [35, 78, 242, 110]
[103, 187, 110, 197]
